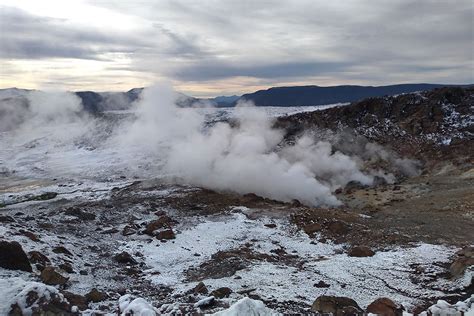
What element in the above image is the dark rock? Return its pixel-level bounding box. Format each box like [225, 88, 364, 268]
[79, 270, 88, 275]
[450, 257, 474, 278]
[85, 288, 106, 303]
[40, 267, 69, 285]
[0, 240, 32, 272]
[156, 229, 176, 240]
[53, 246, 73, 256]
[59, 262, 74, 273]
[327, 221, 351, 235]
[64, 208, 96, 220]
[311, 295, 362, 316]
[62, 291, 88, 311]
[0, 215, 15, 222]
[314, 280, 330, 288]
[303, 223, 322, 235]
[27, 192, 58, 201]
[348, 246, 375, 257]
[144, 216, 174, 236]
[29, 251, 50, 266]
[264, 223, 277, 228]
[193, 282, 208, 294]
[122, 224, 138, 236]
[18, 230, 40, 242]
[114, 252, 138, 265]
[366, 297, 403, 316]
[210, 287, 232, 298]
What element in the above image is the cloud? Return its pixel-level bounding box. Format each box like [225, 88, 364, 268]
[1, 0, 472, 93]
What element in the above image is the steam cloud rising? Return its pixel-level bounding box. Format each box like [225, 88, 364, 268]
[1, 83, 419, 206]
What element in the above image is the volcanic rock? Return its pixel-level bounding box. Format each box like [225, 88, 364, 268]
[156, 229, 176, 240]
[327, 221, 351, 235]
[210, 287, 232, 298]
[194, 282, 208, 294]
[86, 288, 106, 303]
[114, 251, 138, 265]
[0, 240, 32, 272]
[348, 246, 375, 257]
[40, 267, 69, 285]
[311, 295, 362, 316]
[144, 216, 174, 236]
[62, 291, 88, 311]
[366, 297, 403, 316]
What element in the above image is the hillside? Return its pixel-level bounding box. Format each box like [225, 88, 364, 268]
[238, 84, 456, 106]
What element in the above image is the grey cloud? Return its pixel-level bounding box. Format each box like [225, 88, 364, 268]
[171, 60, 349, 81]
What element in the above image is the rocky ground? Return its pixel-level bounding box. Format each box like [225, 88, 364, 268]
[0, 87, 473, 315]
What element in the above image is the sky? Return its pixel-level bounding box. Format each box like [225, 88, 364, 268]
[0, 0, 472, 97]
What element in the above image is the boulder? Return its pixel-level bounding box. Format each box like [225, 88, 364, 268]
[327, 221, 351, 235]
[0, 240, 32, 272]
[85, 288, 106, 303]
[311, 295, 362, 316]
[156, 229, 175, 240]
[366, 298, 403, 316]
[28, 251, 50, 266]
[193, 281, 208, 294]
[210, 287, 232, 299]
[52, 246, 73, 256]
[114, 251, 138, 265]
[348, 246, 375, 257]
[62, 291, 88, 311]
[450, 246, 474, 278]
[303, 223, 322, 235]
[40, 267, 69, 285]
[144, 216, 174, 236]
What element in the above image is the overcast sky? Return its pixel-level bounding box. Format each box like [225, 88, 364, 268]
[0, 0, 472, 97]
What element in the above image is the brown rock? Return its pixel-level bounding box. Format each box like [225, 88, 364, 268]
[40, 267, 69, 285]
[210, 287, 232, 298]
[62, 291, 88, 310]
[59, 262, 74, 273]
[52, 246, 73, 256]
[0, 240, 32, 272]
[156, 229, 175, 240]
[144, 216, 174, 236]
[348, 246, 375, 257]
[114, 251, 138, 265]
[193, 281, 208, 294]
[28, 251, 50, 266]
[311, 295, 362, 316]
[264, 223, 277, 228]
[85, 288, 106, 303]
[366, 297, 403, 316]
[303, 223, 322, 235]
[122, 224, 138, 236]
[450, 257, 474, 278]
[18, 230, 40, 242]
[327, 221, 350, 235]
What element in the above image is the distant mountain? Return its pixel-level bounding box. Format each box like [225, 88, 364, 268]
[208, 95, 240, 107]
[237, 84, 458, 107]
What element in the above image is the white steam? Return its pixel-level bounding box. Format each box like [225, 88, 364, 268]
[119, 83, 376, 206]
[1, 83, 419, 207]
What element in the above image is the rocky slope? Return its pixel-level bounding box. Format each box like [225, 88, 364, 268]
[0, 87, 472, 315]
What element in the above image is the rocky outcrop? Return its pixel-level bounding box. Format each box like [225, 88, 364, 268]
[348, 246, 376, 257]
[40, 267, 69, 285]
[0, 241, 32, 272]
[311, 295, 362, 316]
[366, 298, 403, 316]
